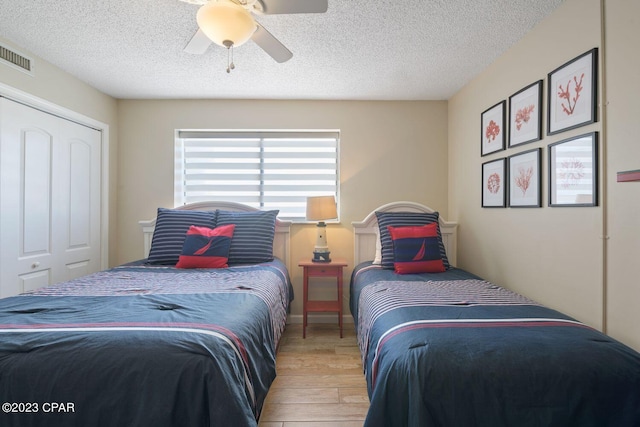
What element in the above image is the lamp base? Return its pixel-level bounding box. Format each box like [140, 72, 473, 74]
[312, 251, 331, 263]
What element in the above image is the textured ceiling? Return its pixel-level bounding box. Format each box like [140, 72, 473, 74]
[0, 0, 564, 100]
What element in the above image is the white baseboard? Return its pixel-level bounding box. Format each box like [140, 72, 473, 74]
[287, 313, 354, 325]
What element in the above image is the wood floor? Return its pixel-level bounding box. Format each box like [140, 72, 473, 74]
[259, 323, 370, 426]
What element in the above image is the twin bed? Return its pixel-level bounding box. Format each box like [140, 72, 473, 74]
[1, 199, 639, 427]
[0, 201, 292, 427]
[350, 201, 640, 426]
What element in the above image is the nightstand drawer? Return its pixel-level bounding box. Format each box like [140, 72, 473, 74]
[306, 266, 342, 277]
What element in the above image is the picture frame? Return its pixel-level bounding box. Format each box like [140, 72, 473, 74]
[481, 101, 506, 156]
[548, 132, 598, 207]
[482, 158, 506, 207]
[508, 148, 541, 207]
[509, 80, 543, 147]
[547, 48, 598, 135]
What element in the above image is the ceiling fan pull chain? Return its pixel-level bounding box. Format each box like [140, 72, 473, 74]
[226, 44, 236, 73]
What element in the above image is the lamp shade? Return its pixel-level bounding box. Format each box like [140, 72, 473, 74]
[196, 1, 257, 48]
[306, 196, 337, 221]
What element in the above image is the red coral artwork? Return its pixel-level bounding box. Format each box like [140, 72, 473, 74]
[515, 105, 535, 131]
[487, 173, 501, 194]
[557, 73, 584, 116]
[559, 158, 584, 188]
[515, 166, 533, 196]
[485, 120, 501, 144]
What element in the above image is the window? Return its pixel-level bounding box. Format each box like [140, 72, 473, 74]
[175, 130, 339, 222]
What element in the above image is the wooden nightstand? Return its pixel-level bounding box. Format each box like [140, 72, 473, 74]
[299, 259, 348, 338]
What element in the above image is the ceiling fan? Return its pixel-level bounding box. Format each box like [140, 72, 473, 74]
[180, 0, 328, 72]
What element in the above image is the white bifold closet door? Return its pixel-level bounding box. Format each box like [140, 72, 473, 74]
[0, 97, 102, 297]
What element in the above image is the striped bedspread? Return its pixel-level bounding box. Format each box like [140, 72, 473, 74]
[0, 260, 292, 427]
[349, 262, 640, 427]
[357, 279, 540, 364]
[22, 262, 290, 345]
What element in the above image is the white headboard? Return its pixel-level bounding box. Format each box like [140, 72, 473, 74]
[351, 201, 458, 267]
[138, 201, 292, 272]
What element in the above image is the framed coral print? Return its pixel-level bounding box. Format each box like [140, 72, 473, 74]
[547, 48, 598, 135]
[509, 80, 542, 147]
[548, 132, 598, 207]
[508, 148, 541, 207]
[482, 158, 506, 207]
[481, 101, 506, 156]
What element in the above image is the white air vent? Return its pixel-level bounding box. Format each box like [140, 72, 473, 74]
[0, 44, 34, 76]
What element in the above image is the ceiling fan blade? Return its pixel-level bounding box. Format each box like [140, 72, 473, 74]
[251, 24, 293, 63]
[184, 29, 212, 54]
[259, 0, 328, 14]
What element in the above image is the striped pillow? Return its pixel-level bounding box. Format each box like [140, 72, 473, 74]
[216, 210, 279, 265]
[147, 208, 217, 265]
[375, 211, 450, 270]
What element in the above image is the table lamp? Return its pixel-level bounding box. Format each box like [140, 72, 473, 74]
[306, 195, 338, 262]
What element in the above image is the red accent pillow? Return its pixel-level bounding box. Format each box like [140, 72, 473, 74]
[387, 223, 446, 274]
[176, 224, 235, 269]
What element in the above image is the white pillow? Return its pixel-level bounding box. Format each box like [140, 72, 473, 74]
[372, 225, 382, 265]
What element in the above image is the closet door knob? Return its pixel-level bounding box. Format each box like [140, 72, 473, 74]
[31, 262, 40, 269]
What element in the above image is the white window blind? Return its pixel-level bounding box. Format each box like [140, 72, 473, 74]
[175, 130, 339, 222]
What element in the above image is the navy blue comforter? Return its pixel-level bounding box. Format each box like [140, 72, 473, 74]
[0, 260, 291, 427]
[350, 262, 640, 427]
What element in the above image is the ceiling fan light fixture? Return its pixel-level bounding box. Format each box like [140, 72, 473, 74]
[196, 1, 257, 48]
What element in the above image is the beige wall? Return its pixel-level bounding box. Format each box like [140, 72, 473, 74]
[603, 0, 640, 350]
[449, 0, 640, 350]
[116, 99, 448, 318]
[0, 37, 119, 267]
